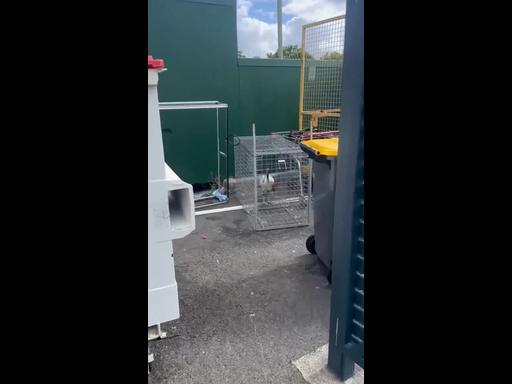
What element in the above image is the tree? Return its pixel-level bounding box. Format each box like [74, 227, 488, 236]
[266, 45, 313, 59]
[238, 50, 246, 58]
[320, 51, 343, 60]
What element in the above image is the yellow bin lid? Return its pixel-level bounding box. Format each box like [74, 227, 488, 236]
[300, 138, 339, 157]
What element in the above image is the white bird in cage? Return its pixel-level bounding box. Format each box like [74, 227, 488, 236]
[260, 168, 275, 203]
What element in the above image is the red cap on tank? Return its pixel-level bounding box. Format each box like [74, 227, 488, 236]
[148, 55, 164, 69]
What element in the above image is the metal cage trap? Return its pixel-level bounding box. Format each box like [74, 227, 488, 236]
[234, 125, 312, 231]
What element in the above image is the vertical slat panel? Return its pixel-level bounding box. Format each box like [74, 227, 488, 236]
[327, 0, 364, 379]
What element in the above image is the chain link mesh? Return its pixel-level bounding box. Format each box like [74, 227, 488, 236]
[300, 16, 346, 137]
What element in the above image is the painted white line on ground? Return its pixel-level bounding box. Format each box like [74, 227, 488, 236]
[195, 205, 245, 216]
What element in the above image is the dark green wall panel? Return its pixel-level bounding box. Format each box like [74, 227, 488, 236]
[149, 0, 239, 184]
[149, 0, 301, 184]
[238, 59, 301, 136]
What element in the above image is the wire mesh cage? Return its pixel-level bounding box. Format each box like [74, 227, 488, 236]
[299, 15, 346, 139]
[234, 132, 312, 231]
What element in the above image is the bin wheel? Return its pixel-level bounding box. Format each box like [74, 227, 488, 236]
[306, 235, 316, 254]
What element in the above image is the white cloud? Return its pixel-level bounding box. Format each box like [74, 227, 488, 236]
[283, 0, 345, 23]
[237, 0, 346, 58]
[237, 1, 278, 58]
[238, 0, 251, 17]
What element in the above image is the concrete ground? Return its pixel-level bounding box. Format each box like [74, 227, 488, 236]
[148, 202, 356, 383]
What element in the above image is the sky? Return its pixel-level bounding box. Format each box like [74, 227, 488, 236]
[237, 0, 346, 58]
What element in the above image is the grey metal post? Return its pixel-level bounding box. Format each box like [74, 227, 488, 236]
[277, 0, 283, 58]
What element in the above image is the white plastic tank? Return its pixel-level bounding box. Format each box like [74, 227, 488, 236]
[148, 56, 195, 329]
